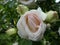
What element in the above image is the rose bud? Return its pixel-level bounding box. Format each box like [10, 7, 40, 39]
[16, 5, 29, 15]
[6, 28, 17, 36]
[45, 11, 59, 23]
[46, 23, 51, 28]
[17, 0, 35, 5]
[13, 42, 18, 45]
[17, 7, 47, 41]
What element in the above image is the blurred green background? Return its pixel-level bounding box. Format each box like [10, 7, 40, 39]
[0, 0, 60, 45]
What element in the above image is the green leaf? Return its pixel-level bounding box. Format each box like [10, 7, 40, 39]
[18, 39, 32, 45]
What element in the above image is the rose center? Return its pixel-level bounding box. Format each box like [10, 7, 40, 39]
[26, 13, 41, 33]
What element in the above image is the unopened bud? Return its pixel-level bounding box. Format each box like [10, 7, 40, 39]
[46, 23, 51, 28]
[45, 11, 59, 23]
[16, 5, 29, 15]
[6, 28, 17, 36]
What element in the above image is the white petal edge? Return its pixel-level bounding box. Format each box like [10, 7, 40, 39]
[58, 27, 60, 35]
[37, 7, 47, 21]
[17, 16, 28, 39]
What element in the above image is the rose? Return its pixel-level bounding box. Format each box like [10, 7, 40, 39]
[17, 0, 37, 8]
[17, 7, 47, 41]
[17, 0, 35, 5]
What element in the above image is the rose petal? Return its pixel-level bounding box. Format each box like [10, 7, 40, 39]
[37, 7, 47, 21]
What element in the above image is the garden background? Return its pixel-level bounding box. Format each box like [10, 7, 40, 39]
[0, 0, 60, 45]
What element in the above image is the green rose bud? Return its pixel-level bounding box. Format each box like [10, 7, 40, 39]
[6, 28, 17, 36]
[16, 5, 29, 15]
[45, 11, 59, 23]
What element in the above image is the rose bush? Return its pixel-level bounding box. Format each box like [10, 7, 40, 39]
[17, 7, 47, 41]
